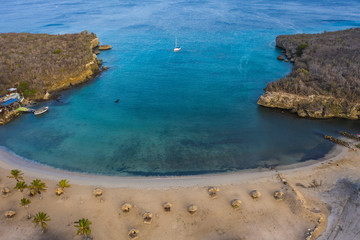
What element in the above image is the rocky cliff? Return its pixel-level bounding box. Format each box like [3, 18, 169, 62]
[258, 28, 360, 119]
[0, 31, 104, 100]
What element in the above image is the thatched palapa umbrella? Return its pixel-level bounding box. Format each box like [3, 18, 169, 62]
[128, 228, 139, 239]
[250, 190, 261, 199]
[1, 187, 10, 196]
[121, 202, 132, 213]
[55, 188, 64, 196]
[207, 186, 220, 199]
[162, 202, 172, 212]
[143, 212, 153, 224]
[273, 190, 285, 200]
[93, 188, 103, 197]
[231, 199, 242, 209]
[187, 204, 198, 215]
[4, 210, 16, 218]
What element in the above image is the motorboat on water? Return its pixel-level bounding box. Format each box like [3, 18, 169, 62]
[34, 106, 49, 115]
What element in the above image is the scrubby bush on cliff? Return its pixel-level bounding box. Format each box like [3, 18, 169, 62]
[18, 82, 36, 97]
[0, 32, 98, 99]
[296, 43, 308, 56]
[266, 28, 360, 102]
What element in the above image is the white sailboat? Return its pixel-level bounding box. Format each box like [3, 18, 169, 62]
[174, 38, 181, 52]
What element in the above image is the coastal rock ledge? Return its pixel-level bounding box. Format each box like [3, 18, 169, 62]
[258, 28, 360, 119]
[0, 31, 111, 124]
[258, 92, 360, 119]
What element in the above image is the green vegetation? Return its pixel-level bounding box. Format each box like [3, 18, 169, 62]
[18, 82, 36, 97]
[7, 169, 24, 182]
[0, 32, 99, 99]
[33, 212, 51, 230]
[296, 68, 309, 75]
[14, 181, 28, 192]
[296, 43, 308, 56]
[266, 28, 360, 102]
[57, 179, 70, 190]
[29, 179, 47, 196]
[53, 48, 61, 54]
[74, 218, 92, 237]
[20, 198, 31, 207]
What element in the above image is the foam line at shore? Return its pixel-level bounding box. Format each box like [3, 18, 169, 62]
[0, 145, 347, 189]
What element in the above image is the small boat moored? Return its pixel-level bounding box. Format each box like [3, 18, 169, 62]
[34, 106, 49, 115]
[174, 37, 181, 52]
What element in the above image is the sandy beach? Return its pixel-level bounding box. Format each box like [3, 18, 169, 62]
[1, 144, 360, 240]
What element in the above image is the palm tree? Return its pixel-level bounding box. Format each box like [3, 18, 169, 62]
[20, 198, 31, 218]
[33, 212, 50, 230]
[20, 198, 31, 207]
[14, 181, 28, 192]
[74, 218, 92, 238]
[29, 179, 47, 196]
[8, 169, 24, 182]
[57, 179, 70, 190]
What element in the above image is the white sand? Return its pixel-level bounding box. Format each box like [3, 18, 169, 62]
[0, 144, 359, 240]
[0, 145, 346, 188]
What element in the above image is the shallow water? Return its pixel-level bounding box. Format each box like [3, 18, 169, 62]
[0, 0, 360, 176]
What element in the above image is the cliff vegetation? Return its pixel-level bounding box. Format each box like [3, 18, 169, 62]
[258, 28, 360, 119]
[0, 31, 101, 99]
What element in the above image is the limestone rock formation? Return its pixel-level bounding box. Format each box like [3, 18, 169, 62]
[258, 28, 360, 119]
[99, 45, 112, 50]
[258, 92, 360, 119]
[90, 37, 100, 49]
[0, 32, 102, 100]
[43, 91, 51, 100]
[277, 55, 285, 60]
[0, 32, 107, 125]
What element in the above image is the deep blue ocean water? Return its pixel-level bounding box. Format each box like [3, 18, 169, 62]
[0, 0, 360, 176]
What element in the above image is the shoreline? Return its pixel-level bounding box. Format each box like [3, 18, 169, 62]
[0, 143, 346, 189]
[1, 142, 359, 239]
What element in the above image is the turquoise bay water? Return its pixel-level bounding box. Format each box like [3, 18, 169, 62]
[0, 0, 360, 175]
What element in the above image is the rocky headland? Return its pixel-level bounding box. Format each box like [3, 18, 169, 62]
[258, 28, 360, 119]
[0, 31, 108, 124]
[0, 31, 105, 99]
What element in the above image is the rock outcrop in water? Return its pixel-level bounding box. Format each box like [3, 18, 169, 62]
[258, 28, 360, 119]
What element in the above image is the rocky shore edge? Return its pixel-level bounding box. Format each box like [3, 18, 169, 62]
[0, 31, 111, 125]
[258, 28, 360, 119]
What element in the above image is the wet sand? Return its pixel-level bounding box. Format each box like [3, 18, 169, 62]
[1, 145, 359, 240]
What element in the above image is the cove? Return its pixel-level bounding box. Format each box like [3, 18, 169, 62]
[0, 0, 360, 176]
